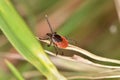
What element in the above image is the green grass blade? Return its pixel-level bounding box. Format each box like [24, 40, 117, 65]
[0, 0, 66, 80]
[5, 60, 24, 80]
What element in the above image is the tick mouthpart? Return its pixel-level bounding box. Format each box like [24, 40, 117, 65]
[46, 33, 52, 37]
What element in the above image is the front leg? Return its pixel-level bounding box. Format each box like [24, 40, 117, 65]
[38, 37, 49, 40]
[47, 38, 53, 47]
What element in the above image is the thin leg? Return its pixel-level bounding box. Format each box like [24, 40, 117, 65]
[47, 38, 53, 47]
[53, 45, 59, 55]
[53, 43, 64, 55]
[61, 50, 64, 55]
[38, 37, 49, 40]
[38, 37, 53, 47]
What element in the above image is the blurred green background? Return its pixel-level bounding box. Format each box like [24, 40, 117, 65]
[0, 0, 120, 80]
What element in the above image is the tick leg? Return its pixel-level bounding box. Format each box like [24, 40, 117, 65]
[38, 37, 49, 40]
[37, 37, 52, 47]
[53, 45, 59, 55]
[47, 38, 53, 47]
[53, 44, 64, 55]
[38, 37, 53, 47]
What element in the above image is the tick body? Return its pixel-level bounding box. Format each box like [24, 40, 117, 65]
[47, 32, 68, 48]
[44, 15, 68, 50]
[53, 35, 68, 48]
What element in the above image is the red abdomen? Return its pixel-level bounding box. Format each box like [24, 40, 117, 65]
[54, 36, 68, 48]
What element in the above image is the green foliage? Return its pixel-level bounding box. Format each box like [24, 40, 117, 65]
[0, 0, 66, 80]
[0, 0, 120, 80]
[5, 60, 24, 80]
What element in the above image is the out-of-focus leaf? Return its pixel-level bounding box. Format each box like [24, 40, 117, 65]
[5, 60, 24, 80]
[0, 0, 66, 80]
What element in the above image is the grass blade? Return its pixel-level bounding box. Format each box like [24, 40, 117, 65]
[5, 60, 24, 80]
[0, 0, 66, 80]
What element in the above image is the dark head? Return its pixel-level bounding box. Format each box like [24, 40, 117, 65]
[46, 33, 52, 37]
[46, 32, 63, 42]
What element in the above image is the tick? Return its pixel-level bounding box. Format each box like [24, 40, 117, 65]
[39, 15, 68, 55]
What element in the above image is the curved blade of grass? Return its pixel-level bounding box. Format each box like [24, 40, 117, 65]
[41, 40, 120, 65]
[45, 51, 120, 79]
[5, 60, 24, 80]
[3, 50, 120, 79]
[39, 40, 120, 79]
[67, 44, 120, 65]
[0, 0, 66, 80]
